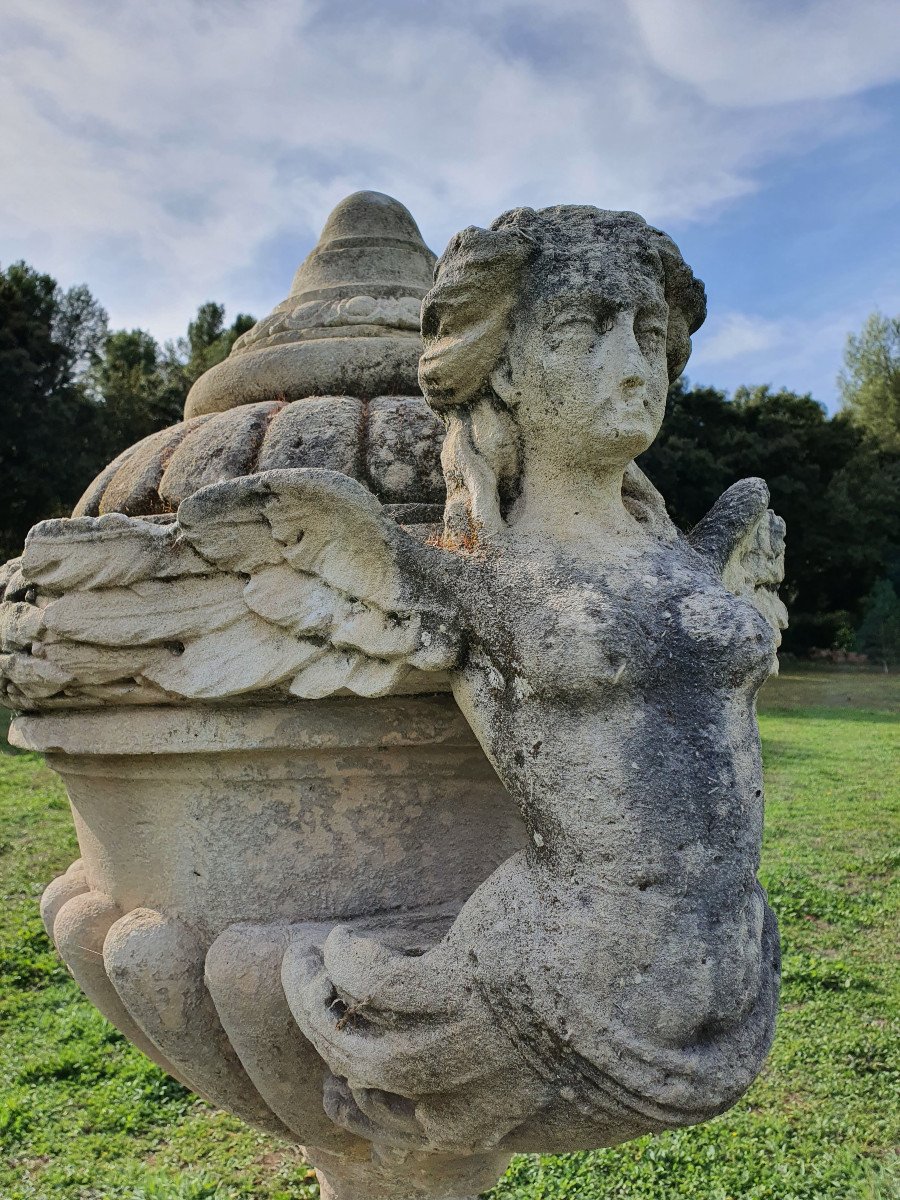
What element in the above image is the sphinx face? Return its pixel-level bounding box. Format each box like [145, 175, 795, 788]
[499, 265, 670, 472]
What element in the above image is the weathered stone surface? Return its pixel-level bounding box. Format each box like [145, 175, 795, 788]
[14, 698, 523, 1196]
[72, 437, 145, 518]
[367, 395, 445, 504]
[70, 195, 447, 529]
[184, 338, 424, 416]
[0, 477, 458, 709]
[104, 906, 294, 1138]
[184, 192, 436, 418]
[97, 417, 214, 516]
[22, 513, 210, 588]
[257, 395, 363, 475]
[71, 394, 446, 521]
[1, 198, 788, 1200]
[157, 401, 283, 508]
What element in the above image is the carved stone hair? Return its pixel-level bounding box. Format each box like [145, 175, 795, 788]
[418, 205, 707, 545]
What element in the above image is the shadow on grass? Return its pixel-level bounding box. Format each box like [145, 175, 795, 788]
[0, 709, 24, 756]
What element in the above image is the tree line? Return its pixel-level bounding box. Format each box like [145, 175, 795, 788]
[0, 262, 252, 560]
[639, 374, 899, 662]
[2, 261, 898, 662]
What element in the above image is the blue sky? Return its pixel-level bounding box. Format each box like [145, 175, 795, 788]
[2, 0, 898, 410]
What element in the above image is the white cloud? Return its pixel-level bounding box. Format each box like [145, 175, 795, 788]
[693, 313, 784, 364]
[689, 308, 882, 410]
[0, 0, 894, 345]
[628, 0, 900, 107]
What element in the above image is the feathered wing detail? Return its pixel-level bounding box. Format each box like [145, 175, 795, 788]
[687, 477, 788, 639]
[177, 469, 461, 697]
[0, 470, 460, 710]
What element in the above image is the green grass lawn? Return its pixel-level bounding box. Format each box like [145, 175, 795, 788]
[1, 672, 898, 1199]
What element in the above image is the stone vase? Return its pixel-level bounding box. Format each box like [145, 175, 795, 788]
[17, 698, 521, 1198]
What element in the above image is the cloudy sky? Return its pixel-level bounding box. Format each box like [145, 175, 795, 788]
[3, 0, 899, 409]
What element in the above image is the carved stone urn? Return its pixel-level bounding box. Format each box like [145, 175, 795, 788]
[1, 194, 785, 1200]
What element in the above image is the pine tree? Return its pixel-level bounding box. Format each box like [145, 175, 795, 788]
[856, 579, 900, 671]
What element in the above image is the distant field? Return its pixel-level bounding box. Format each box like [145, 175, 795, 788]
[760, 665, 900, 713]
[1, 671, 898, 1199]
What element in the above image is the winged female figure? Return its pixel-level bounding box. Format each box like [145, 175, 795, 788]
[269, 206, 786, 1154]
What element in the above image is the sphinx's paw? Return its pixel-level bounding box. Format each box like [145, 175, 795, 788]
[323, 1073, 428, 1148]
[282, 925, 486, 1098]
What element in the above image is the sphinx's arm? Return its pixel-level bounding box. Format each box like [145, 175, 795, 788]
[688, 477, 788, 639]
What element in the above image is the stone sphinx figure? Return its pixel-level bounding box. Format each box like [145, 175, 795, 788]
[0, 196, 786, 1200]
[282, 205, 787, 1152]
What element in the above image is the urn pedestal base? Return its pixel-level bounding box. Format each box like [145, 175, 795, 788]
[306, 1140, 508, 1200]
[317, 1173, 477, 1200]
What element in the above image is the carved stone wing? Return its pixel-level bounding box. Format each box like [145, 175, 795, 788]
[0, 469, 460, 710]
[687, 477, 788, 639]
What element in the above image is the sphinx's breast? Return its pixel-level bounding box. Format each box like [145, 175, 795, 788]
[489, 541, 776, 704]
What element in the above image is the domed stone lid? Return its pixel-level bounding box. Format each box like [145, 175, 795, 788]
[184, 192, 437, 418]
[72, 395, 445, 525]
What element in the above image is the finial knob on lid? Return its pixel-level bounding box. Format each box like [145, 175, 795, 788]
[184, 192, 436, 418]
